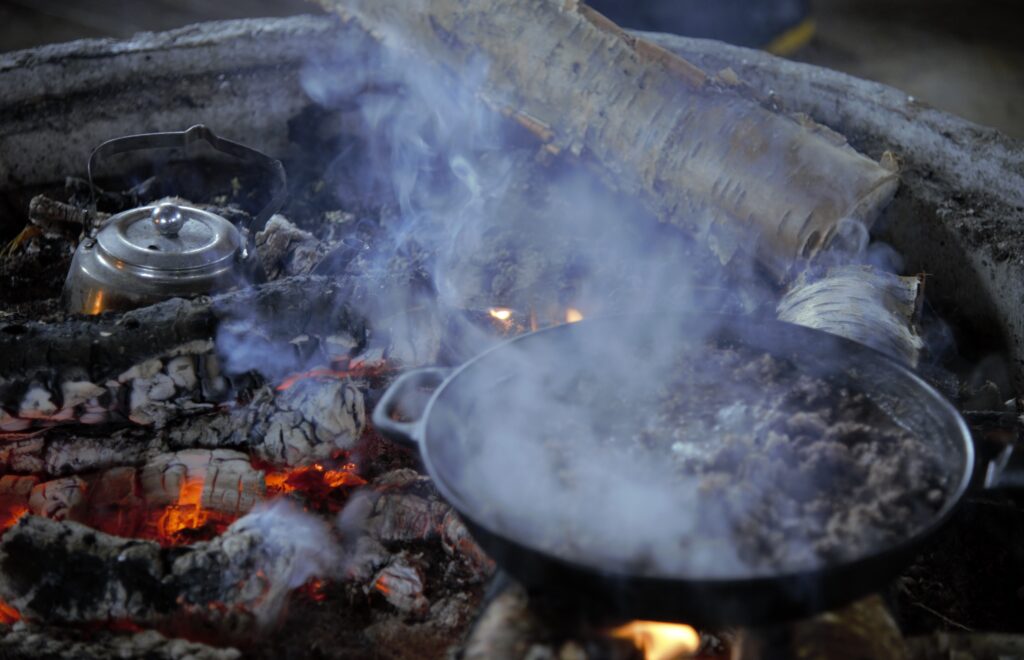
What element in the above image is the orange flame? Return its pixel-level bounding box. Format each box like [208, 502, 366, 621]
[373, 575, 390, 596]
[0, 506, 27, 536]
[609, 621, 700, 660]
[265, 462, 366, 494]
[264, 460, 366, 515]
[157, 477, 212, 540]
[565, 308, 584, 323]
[488, 307, 513, 321]
[0, 599, 20, 624]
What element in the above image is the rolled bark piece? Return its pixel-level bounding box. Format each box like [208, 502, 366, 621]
[777, 265, 924, 366]
[318, 0, 898, 280]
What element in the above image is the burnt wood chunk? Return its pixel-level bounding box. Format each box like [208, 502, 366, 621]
[0, 625, 241, 660]
[0, 504, 338, 632]
[0, 274, 366, 384]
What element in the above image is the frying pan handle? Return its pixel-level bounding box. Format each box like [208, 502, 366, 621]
[373, 367, 451, 447]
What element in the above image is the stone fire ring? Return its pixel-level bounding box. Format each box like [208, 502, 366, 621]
[1, 14, 1022, 384]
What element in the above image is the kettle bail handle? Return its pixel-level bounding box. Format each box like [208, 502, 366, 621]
[86, 125, 287, 249]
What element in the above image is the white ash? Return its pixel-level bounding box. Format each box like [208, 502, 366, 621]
[440, 510, 495, 580]
[368, 551, 429, 617]
[0, 429, 164, 478]
[255, 214, 337, 279]
[44, 430, 160, 476]
[0, 435, 46, 473]
[169, 377, 365, 467]
[338, 469, 494, 592]
[0, 340, 224, 432]
[16, 450, 264, 526]
[140, 449, 265, 516]
[27, 475, 88, 521]
[0, 501, 339, 630]
[4, 368, 367, 474]
[0, 623, 241, 660]
[343, 534, 391, 583]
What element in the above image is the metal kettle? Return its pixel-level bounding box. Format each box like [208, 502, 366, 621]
[63, 125, 286, 315]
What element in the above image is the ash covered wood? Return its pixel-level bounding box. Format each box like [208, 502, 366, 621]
[0, 428, 162, 477]
[139, 449, 264, 516]
[0, 502, 338, 632]
[256, 214, 338, 279]
[1, 375, 367, 476]
[168, 376, 365, 467]
[0, 450, 263, 535]
[0, 274, 366, 385]
[0, 624, 240, 660]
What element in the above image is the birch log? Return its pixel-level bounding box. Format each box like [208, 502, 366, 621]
[318, 0, 899, 280]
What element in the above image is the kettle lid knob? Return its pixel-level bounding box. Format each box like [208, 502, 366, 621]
[151, 202, 185, 237]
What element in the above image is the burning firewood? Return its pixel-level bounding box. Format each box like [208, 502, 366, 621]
[1, 374, 367, 477]
[0, 450, 263, 540]
[777, 265, 924, 366]
[0, 501, 339, 633]
[0, 274, 367, 387]
[318, 0, 898, 281]
[0, 625, 241, 660]
[169, 376, 365, 467]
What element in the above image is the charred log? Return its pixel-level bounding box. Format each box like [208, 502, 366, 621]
[168, 376, 366, 467]
[0, 450, 264, 537]
[0, 624, 240, 660]
[0, 274, 367, 385]
[0, 502, 339, 633]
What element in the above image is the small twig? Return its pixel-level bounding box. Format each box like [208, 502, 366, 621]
[899, 583, 974, 632]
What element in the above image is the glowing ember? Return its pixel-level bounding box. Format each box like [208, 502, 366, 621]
[276, 358, 396, 391]
[609, 621, 700, 660]
[0, 599, 20, 624]
[488, 307, 513, 321]
[299, 578, 329, 603]
[373, 575, 390, 596]
[158, 477, 211, 539]
[263, 457, 366, 515]
[0, 506, 27, 536]
[565, 307, 584, 323]
[265, 462, 366, 496]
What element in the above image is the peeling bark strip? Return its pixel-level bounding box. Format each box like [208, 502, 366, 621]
[777, 265, 924, 366]
[319, 0, 898, 280]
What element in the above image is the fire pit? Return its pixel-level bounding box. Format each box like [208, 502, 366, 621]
[2, 11, 1024, 660]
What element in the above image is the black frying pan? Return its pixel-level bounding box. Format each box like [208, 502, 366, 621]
[373, 314, 974, 626]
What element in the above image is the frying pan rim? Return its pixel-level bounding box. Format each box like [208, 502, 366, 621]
[414, 313, 975, 587]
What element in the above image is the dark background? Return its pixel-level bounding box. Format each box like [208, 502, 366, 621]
[0, 0, 1021, 138]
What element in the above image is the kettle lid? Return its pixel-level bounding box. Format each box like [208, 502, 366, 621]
[96, 201, 241, 272]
